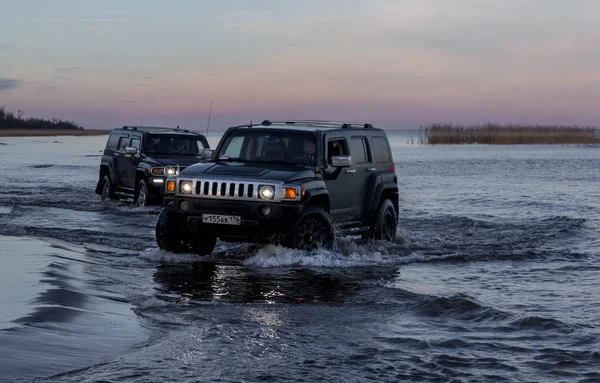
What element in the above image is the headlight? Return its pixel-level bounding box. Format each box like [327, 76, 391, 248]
[165, 166, 178, 176]
[180, 181, 193, 194]
[258, 185, 275, 200]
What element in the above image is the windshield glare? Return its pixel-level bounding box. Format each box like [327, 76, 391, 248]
[146, 135, 206, 156]
[218, 131, 317, 165]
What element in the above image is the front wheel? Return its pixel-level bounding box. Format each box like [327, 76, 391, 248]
[156, 208, 215, 255]
[135, 179, 151, 207]
[286, 206, 334, 251]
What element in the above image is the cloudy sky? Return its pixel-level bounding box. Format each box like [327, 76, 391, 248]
[1, 0, 599, 130]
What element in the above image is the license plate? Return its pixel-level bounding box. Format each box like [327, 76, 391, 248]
[202, 214, 241, 225]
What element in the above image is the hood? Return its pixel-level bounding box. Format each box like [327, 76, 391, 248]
[180, 161, 315, 183]
[144, 155, 202, 167]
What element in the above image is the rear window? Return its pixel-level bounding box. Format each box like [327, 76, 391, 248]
[371, 137, 391, 163]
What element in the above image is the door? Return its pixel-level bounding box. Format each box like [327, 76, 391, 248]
[348, 136, 374, 219]
[122, 136, 141, 189]
[323, 137, 359, 221]
[114, 134, 134, 189]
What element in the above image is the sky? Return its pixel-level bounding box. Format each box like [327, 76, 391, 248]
[1, 0, 599, 130]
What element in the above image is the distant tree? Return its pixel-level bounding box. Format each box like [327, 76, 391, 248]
[0, 105, 83, 130]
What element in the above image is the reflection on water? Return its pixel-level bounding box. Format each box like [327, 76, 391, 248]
[153, 262, 397, 304]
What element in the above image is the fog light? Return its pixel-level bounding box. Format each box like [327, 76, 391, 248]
[180, 200, 189, 212]
[261, 206, 271, 216]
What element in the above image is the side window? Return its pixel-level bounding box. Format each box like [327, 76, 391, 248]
[371, 137, 391, 163]
[117, 136, 129, 151]
[349, 137, 370, 164]
[130, 137, 141, 150]
[326, 138, 348, 165]
[106, 133, 120, 151]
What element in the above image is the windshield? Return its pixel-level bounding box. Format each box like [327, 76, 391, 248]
[145, 134, 207, 156]
[217, 130, 317, 165]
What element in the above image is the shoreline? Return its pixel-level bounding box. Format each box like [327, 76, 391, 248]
[0, 129, 110, 137]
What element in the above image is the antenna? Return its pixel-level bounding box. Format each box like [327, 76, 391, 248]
[205, 101, 213, 135]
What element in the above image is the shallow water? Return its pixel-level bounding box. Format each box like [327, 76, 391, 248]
[0, 132, 599, 382]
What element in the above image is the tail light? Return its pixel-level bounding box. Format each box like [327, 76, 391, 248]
[392, 162, 396, 173]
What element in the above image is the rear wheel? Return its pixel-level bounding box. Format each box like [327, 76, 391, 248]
[156, 208, 215, 255]
[286, 206, 334, 251]
[100, 175, 116, 202]
[371, 199, 397, 243]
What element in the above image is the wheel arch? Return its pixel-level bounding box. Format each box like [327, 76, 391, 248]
[95, 165, 114, 194]
[302, 188, 330, 212]
[363, 173, 399, 220]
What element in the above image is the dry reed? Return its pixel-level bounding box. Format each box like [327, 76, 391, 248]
[423, 123, 600, 145]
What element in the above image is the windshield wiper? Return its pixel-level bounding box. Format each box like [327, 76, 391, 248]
[220, 158, 311, 167]
[219, 158, 283, 165]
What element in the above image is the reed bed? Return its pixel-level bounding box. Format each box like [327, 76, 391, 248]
[423, 123, 600, 145]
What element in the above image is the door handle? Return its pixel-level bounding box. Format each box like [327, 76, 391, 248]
[345, 169, 356, 174]
[366, 167, 376, 172]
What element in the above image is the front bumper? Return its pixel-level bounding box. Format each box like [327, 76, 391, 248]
[164, 196, 303, 242]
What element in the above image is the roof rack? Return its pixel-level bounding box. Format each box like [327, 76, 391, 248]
[121, 125, 191, 133]
[259, 120, 375, 129]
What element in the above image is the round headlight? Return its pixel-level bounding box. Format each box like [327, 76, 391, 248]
[181, 181, 193, 194]
[259, 185, 275, 200]
[165, 166, 177, 176]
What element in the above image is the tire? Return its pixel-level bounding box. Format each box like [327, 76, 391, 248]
[191, 236, 217, 256]
[371, 199, 397, 243]
[286, 206, 334, 251]
[155, 208, 215, 255]
[100, 175, 116, 202]
[135, 179, 152, 207]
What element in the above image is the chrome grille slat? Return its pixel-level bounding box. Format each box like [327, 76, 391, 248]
[177, 178, 284, 202]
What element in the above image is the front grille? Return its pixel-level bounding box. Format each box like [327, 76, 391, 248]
[183, 178, 281, 201]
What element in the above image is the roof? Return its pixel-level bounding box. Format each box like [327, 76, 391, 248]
[230, 120, 380, 132]
[113, 126, 202, 135]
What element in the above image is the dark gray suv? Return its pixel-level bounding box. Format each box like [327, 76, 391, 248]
[95, 126, 209, 206]
[155, 120, 398, 254]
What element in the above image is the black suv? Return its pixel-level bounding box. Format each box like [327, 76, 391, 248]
[155, 120, 398, 254]
[95, 126, 210, 206]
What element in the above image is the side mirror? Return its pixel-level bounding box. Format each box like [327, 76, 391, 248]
[200, 148, 214, 160]
[125, 146, 138, 155]
[331, 155, 352, 167]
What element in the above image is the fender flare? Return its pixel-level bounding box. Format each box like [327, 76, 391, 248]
[302, 188, 330, 212]
[96, 163, 116, 194]
[363, 173, 398, 219]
